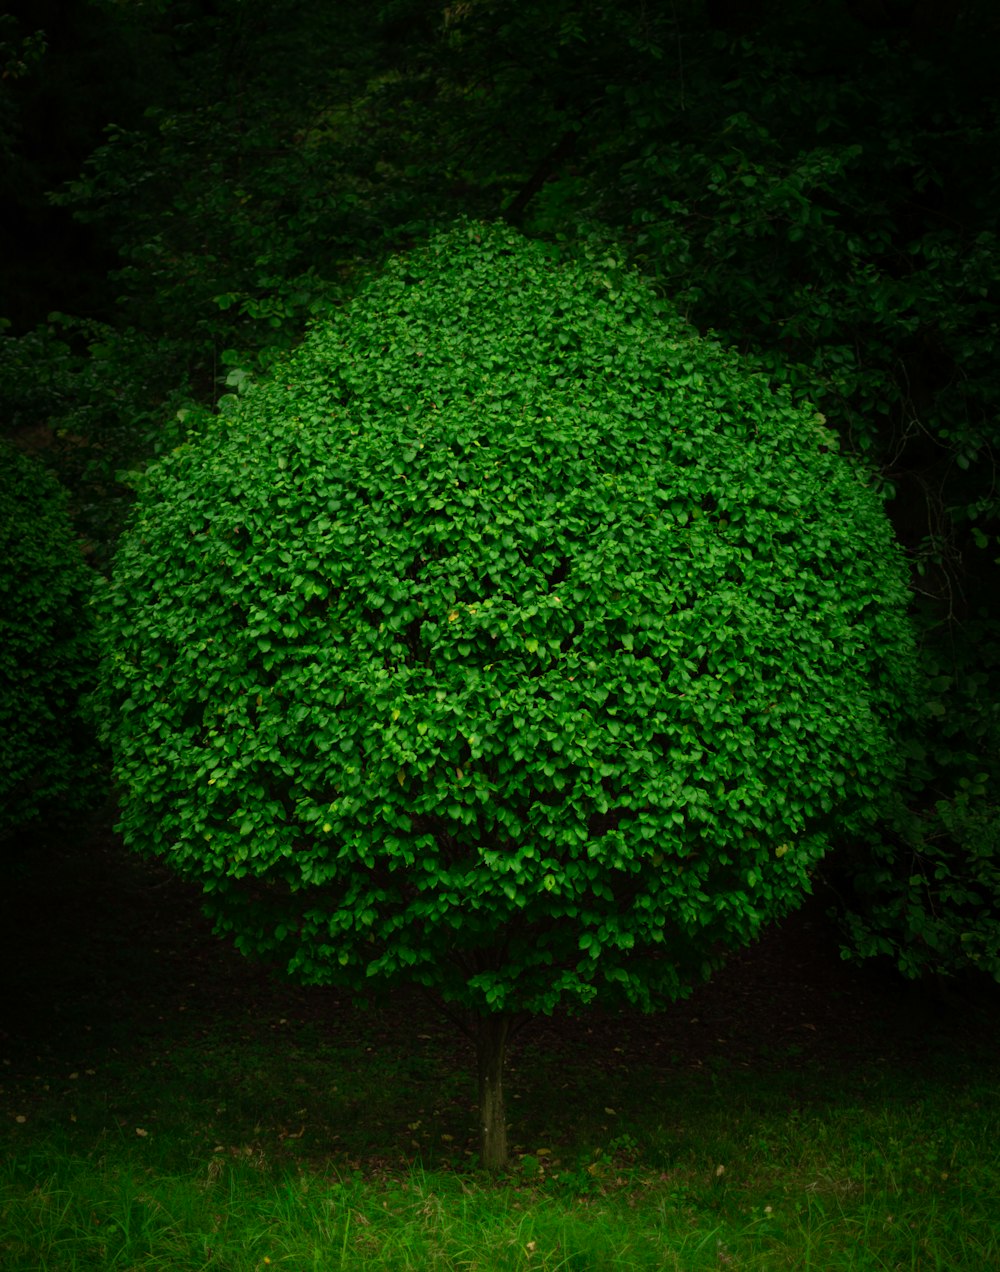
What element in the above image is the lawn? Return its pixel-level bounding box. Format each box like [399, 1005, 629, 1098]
[2, 819, 998, 1270]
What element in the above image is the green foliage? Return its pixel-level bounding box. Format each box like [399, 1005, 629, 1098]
[48, 2, 458, 381]
[842, 784, 1000, 983]
[4, 0, 992, 996]
[0, 17, 46, 161]
[558, 18, 1000, 554]
[97, 222, 916, 1018]
[0, 442, 100, 839]
[0, 317, 197, 559]
[490, 4, 1000, 983]
[833, 620, 1000, 982]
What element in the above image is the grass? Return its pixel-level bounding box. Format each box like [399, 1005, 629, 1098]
[2, 831, 1000, 1269]
[3, 1018, 999, 1270]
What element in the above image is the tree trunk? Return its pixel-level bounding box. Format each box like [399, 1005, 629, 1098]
[473, 1013, 511, 1173]
[502, 127, 581, 227]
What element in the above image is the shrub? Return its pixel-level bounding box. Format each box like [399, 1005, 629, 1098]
[97, 221, 916, 1167]
[0, 441, 98, 840]
[832, 620, 1000, 983]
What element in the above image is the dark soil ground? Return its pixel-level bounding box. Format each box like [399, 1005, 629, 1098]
[3, 810, 997, 1129]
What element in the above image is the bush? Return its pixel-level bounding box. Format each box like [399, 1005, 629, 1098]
[832, 619, 1000, 983]
[0, 441, 99, 840]
[97, 221, 916, 1165]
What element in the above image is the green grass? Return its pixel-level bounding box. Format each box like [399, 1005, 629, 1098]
[3, 1019, 999, 1270]
[3, 832, 999, 1268]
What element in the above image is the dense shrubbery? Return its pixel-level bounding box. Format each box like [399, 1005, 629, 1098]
[0, 442, 98, 840]
[97, 223, 916, 1164]
[0, 318, 197, 559]
[834, 619, 1000, 982]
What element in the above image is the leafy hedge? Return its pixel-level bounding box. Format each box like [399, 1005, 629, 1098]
[98, 222, 916, 1017]
[0, 442, 98, 839]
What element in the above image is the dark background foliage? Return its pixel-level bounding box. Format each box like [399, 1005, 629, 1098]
[2, 0, 998, 982]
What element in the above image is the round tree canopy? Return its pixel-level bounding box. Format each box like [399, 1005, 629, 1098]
[100, 222, 915, 1015]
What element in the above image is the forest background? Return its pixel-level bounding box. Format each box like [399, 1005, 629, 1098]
[3, 0, 998, 980]
[2, 0, 1000, 1266]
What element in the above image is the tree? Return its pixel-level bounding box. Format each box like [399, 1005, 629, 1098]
[0, 441, 98, 842]
[96, 221, 915, 1170]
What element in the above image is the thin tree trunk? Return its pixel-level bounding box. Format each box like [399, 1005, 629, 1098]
[473, 1013, 511, 1172]
[502, 128, 581, 227]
